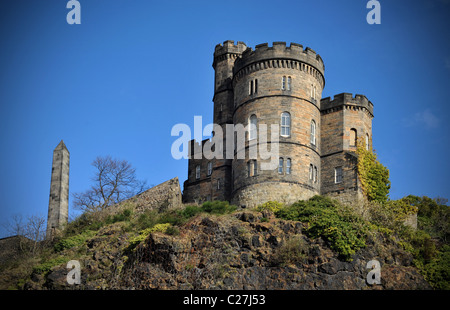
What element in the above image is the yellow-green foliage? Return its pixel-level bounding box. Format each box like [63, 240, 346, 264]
[32, 256, 69, 275]
[127, 223, 172, 251]
[356, 138, 391, 203]
[54, 230, 96, 252]
[256, 201, 284, 213]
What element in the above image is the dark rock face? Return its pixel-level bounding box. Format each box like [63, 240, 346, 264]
[25, 211, 432, 290]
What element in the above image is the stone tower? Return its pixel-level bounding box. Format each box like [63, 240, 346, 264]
[183, 41, 374, 207]
[230, 42, 325, 207]
[46, 140, 70, 239]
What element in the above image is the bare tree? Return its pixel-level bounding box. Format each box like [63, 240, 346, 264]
[72, 156, 147, 213]
[4, 214, 47, 256]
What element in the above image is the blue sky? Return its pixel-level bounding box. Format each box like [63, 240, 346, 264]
[0, 0, 449, 237]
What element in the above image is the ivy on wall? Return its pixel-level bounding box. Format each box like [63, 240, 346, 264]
[356, 137, 391, 203]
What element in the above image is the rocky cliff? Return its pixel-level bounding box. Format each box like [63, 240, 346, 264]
[22, 207, 431, 290]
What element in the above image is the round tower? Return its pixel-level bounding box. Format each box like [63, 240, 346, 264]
[230, 42, 325, 207]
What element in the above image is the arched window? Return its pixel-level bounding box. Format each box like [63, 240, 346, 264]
[195, 165, 200, 180]
[309, 164, 313, 180]
[350, 128, 357, 147]
[310, 120, 316, 145]
[286, 158, 291, 174]
[281, 112, 291, 137]
[278, 158, 284, 174]
[365, 134, 370, 150]
[314, 166, 318, 183]
[249, 114, 257, 140]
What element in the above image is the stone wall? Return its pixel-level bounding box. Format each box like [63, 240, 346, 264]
[133, 177, 183, 213]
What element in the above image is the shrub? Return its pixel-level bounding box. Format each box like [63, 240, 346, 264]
[276, 196, 369, 260]
[54, 230, 96, 252]
[106, 208, 133, 224]
[256, 201, 284, 213]
[201, 201, 237, 214]
[273, 235, 309, 266]
[32, 256, 69, 275]
[420, 245, 450, 290]
[181, 205, 202, 218]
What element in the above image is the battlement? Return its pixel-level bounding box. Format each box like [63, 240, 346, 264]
[188, 138, 210, 158]
[233, 41, 325, 77]
[321, 93, 374, 117]
[213, 40, 248, 68]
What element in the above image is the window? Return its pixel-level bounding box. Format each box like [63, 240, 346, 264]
[248, 160, 257, 177]
[195, 165, 200, 180]
[278, 158, 284, 174]
[310, 120, 316, 145]
[282, 76, 291, 90]
[335, 167, 343, 183]
[365, 134, 370, 151]
[217, 179, 220, 190]
[314, 166, 318, 183]
[249, 114, 257, 140]
[207, 162, 212, 176]
[309, 164, 313, 180]
[249, 79, 258, 95]
[281, 112, 291, 137]
[350, 129, 357, 147]
[286, 158, 291, 174]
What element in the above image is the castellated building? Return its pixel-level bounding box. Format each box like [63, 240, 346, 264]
[183, 41, 374, 208]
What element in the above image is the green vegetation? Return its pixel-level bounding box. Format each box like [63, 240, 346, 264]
[32, 256, 70, 275]
[356, 138, 391, 203]
[256, 201, 285, 213]
[275, 196, 368, 260]
[54, 230, 96, 252]
[273, 235, 309, 266]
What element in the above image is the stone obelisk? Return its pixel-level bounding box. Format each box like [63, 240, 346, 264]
[46, 140, 70, 239]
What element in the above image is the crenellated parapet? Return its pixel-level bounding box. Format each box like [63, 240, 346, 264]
[232, 42, 325, 88]
[321, 93, 374, 118]
[213, 40, 247, 69]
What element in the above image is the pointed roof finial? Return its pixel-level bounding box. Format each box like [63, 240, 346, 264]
[55, 140, 69, 152]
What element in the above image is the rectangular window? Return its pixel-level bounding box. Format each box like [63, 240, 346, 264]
[249, 80, 253, 95]
[309, 164, 313, 180]
[254, 79, 258, 93]
[253, 160, 257, 176]
[314, 166, 318, 183]
[281, 76, 286, 90]
[207, 162, 212, 176]
[286, 158, 291, 174]
[287, 76, 291, 90]
[335, 166, 343, 183]
[195, 165, 200, 180]
[247, 161, 251, 177]
[278, 158, 284, 174]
